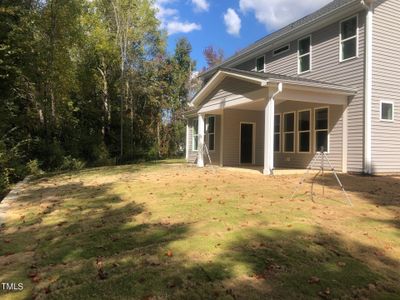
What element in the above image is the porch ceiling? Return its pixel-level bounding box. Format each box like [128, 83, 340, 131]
[191, 68, 358, 115]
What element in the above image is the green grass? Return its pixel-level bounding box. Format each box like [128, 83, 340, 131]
[1, 160, 399, 299]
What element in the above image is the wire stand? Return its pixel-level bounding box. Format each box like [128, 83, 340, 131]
[290, 147, 352, 206]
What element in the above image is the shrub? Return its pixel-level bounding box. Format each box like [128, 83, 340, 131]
[0, 167, 10, 196]
[60, 156, 86, 171]
[26, 160, 44, 176]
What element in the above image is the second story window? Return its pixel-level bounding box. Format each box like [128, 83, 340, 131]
[340, 16, 358, 61]
[298, 36, 311, 74]
[256, 56, 265, 72]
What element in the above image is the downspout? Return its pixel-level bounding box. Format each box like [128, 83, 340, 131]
[361, 0, 374, 174]
[263, 82, 283, 175]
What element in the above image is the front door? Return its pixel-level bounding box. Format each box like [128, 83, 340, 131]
[240, 123, 253, 164]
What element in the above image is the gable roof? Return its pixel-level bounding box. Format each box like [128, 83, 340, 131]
[201, 0, 362, 79]
[190, 68, 357, 108]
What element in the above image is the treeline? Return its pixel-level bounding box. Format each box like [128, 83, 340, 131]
[0, 0, 197, 195]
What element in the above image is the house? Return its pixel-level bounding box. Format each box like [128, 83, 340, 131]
[185, 0, 399, 175]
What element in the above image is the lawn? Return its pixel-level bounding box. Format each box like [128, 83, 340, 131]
[1, 160, 399, 300]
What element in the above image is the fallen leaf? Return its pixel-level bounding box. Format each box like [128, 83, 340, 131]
[166, 250, 173, 257]
[308, 276, 320, 284]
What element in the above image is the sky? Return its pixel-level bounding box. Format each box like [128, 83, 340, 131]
[155, 0, 333, 71]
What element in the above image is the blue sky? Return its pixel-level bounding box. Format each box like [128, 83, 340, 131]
[155, 0, 332, 71]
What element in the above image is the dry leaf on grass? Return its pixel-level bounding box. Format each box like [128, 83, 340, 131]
[308, 276, 320, 284]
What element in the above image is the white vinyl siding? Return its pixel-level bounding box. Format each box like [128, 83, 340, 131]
[371, 0, 400, 173]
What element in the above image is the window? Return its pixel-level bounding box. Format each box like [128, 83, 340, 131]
[256, 56, 265, 72]
[315, 108, 329, 152]
[207, 116, 215, 151]
[192, 119, 198, 151]
[298, 110, 311, 153]
[284, 112, 295, 153]
[298, 36, 311, 73]
[274, 114, 281, 152]
[380, 101, 394, 121]
[340, 16, 358, 61]
[273, 44, 290, 56]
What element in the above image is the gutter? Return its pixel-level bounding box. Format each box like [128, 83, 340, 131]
[361, 0, 374, 174]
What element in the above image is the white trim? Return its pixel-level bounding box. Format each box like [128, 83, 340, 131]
[283, 111, 296, 153]
[298, 35, 312, 74]
[274, 113, 282, 153]
[192, 119, 199, 152]
[297, 109, 312, 153]
[339, 14, 359, 62]
[191, 70, 357, 108]
[239, 122, 256, 165]
[255, 55, 266, 72]
[314, 107, 330, 153]
[206, 115, 216, 152]
[379, 101, 394, 122]
[342, 104, 348, 173]
[363, 4, 373, 174]
[273, 44, 290, 56]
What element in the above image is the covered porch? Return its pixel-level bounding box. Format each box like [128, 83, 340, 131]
[186, 68, 357, 175]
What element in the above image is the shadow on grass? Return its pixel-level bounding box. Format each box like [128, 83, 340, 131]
[27, 227, 399, 300]
[311, 174, 400, 207]
[1, 174, 399, 299]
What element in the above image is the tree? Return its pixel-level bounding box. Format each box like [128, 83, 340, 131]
[203, 45, 224, 69]
[0, 0, 194, 196]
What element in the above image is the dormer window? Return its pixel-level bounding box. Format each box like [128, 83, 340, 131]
[256, 56, 265, 72]
[340, 16, 358, 61]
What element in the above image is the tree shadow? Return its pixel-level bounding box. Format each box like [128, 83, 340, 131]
[1, 172, 400, 299]
[310, 174, 400, 208]
[0, 180, 189, 299]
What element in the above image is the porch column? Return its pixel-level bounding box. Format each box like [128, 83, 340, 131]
[197, 113, 205, 167]
[263, 91, 275, 175]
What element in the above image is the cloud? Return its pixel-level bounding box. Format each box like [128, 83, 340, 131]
[239, 0, 332, 30]
[167, 21, 202, 34]
[191, 0, 209, 12]
[154, 0, 202, 35]
[224, 8, 241, 36]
